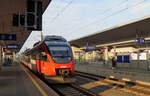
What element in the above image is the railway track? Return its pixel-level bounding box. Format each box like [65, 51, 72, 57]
[40, 74, 98, 96]
[75, 71, 150, 96]
[49, 84, 98, 96]
[24, 65, 98, 96]
[29, 67, 150, 96]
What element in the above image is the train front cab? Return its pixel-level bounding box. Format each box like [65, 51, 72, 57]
[33, 45, 75, 83]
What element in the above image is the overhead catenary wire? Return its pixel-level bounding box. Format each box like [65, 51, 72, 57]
[20, 33, 40, 51]
[68, 0, 147, 33]
[49, 0, 74, 24]
[63, 0, 128, 32]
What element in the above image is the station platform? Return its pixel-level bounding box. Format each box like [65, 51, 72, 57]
[75, 62, 150, 82]
[0, 62, 59, 96]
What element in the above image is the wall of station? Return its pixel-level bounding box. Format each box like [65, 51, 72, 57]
[0, 0, 49, 46]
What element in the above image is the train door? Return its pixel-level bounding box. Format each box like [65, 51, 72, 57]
[36, 51, 42, 73]
[39, 50, 50, 75]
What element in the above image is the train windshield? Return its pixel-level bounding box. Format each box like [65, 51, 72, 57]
[48, 46, 72, 64]
[49, 46, 71, 57]
[45, 41, 72, 63]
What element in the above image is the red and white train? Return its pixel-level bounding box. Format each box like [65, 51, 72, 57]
[21, 35, 75, 83]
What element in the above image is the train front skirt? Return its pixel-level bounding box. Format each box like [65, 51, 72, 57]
[44, 75, 76, 83]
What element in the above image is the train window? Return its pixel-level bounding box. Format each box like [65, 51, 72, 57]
[31, 50, 37, 60]
[31, 53, 36, 59]
[33, 48, 41, 60]
[40, 52, 49, 61]
[36, 53, 40, 60]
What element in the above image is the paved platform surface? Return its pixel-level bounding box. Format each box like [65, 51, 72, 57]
[75, 63, 150, 82]
[0, 62, 58, 96]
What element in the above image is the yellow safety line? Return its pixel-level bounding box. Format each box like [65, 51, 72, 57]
[21, 65, 48, 96]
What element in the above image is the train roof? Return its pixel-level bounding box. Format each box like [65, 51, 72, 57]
[44, 35, 67, 42]
[24, 35, 68, 54]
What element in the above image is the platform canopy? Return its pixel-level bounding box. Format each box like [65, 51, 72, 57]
[70, 16, 150, 48]
[0, 0, 51, 52]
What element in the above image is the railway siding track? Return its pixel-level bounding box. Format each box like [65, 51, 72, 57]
[75, 71, 150, 96]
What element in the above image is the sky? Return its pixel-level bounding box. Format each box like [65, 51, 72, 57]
[20, 0, 150, 52]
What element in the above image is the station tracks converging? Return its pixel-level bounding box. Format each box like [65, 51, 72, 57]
[75, 71, 150, 96]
